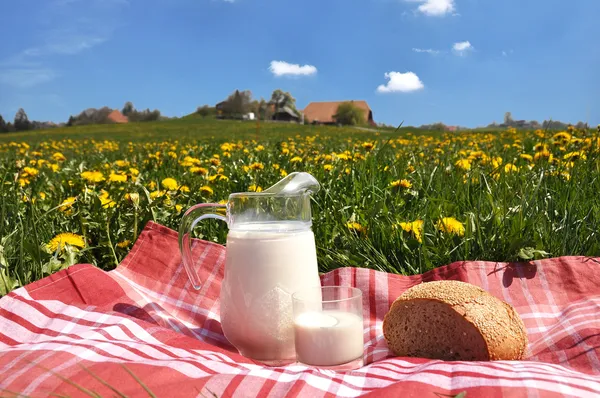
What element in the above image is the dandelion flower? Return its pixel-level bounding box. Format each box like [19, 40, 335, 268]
[52, 152, 67, 162]
[248, 184, 262, 193]
[362, 142, 375, 151]
[347, 222, 366, 233]
[455, 159, 472, 171]
[391, 179, 412, 189]
[323, 164, 333, 171]
[47, 232, 85, 253]
[116, 240, 131, 249]
[129, 167, 140, 176]
[437, 217, 465, 237]
[249, 162, 264, 171]
[290, 156, 303, 163]
[200, 185, 214, 196]
[504, 163, 519, 173]
[109, 172, 128, 183]
[22, 167, 39, 178]
[519, 154, 533, 162]
[398, 220, 424, 243]
[563, 151, 586, 161]
[59, 197, 77, 212]
[161, 178, 178, 190]
[190, 166, 208, 175]
[81, 171, 105, 183]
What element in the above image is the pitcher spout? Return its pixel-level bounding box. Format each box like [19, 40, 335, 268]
[263, 172, 320, 196]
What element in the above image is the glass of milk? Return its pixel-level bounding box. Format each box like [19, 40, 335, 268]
[292, 286, 364, 370]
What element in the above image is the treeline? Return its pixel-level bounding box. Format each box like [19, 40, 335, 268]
[66, 102, 161, 126]
[195, 89, 299, 121]
[0, 108, 59, 133]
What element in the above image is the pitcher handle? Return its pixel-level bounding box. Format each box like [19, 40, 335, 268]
[178, 203, 227, 290]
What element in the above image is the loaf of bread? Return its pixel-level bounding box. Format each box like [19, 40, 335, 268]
[382, 280, 527, 361]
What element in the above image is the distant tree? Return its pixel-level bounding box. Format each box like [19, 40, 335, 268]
[14, 108, 31, 131]
[128, 108, 161, 122]
[270, 89, 297, 114]
[0, 115, 7, 133]
[255, 99, 272, 120]
[122, 102, 135, 116]
[504, 112, 513, 125]
[221, 90, 253, 118]
[196, 105, 212, 118]
[67, 115, 75, 126]
[333, 102, 366, 126]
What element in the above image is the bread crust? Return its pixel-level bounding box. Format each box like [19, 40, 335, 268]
[382, 280, 528, 361]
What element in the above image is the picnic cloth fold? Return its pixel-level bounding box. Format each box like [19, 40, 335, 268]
[1, 221, 599, 397]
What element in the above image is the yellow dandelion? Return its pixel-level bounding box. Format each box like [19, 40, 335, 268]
[116, 240, 131, 249]
[150, 190, 165, 200]
[114, 160, 130, 168]
[129, 167, 139, 176]
[52, 152, 67, 162]
[362, 142, 375, 151]
[437, 217, 465, 237]
[455, 159, 472, 171]
[290, 156, 303, 163]
[22, 167, 39, 178]
[210, 158, 221, 166]
[534, 150, 553, 162]
[59, 196, 77, 212]
[347, 222, 366, 233]
[81, 171, 105, 183]
[148, 181, 157, 191]
[125, 192, 140, 206]
[519, 154, 534, 162]
[397, 220, 424, 243]
[109, 172, 128, 183]
[563, 151, 586, 161]
[255, 145, 265, 151]
[323, 164, 334, 171]
[190, 166, 208, 175]
[199, 185, 213, 196]
[39, 192, 47, 200]
[391, 179, 412, 189]
[249, 162, 264, 171]
[179, 185, 190, 193]
[280, 170, 288, 177]
[504, 163, 519, 173]
[47, 232, 85, 253]
[161, 178, 178, 190]
[248, 184, 263, 193]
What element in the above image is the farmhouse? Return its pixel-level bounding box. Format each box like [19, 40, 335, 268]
[272, 106, 301, 123]
[107, 110, 128, 124]
[303, 100, 375, 126]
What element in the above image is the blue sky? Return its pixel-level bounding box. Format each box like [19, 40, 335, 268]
[1, 0, 598, 127]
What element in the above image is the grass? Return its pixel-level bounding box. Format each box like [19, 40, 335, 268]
[1, 118, 599, 295]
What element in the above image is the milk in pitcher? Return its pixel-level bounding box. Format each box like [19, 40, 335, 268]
[220, 222, 322, 365]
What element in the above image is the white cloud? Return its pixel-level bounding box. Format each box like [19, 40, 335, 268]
[412, 48, 440, 55]
[452, 41, 473, 55]
[376, 71, 424, 93]
[410, 0, 456, 16]
[0, 69, 57, 88]
[269, 61, 317, 77]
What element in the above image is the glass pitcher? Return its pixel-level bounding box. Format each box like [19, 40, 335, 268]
[178, 172, 322, 365]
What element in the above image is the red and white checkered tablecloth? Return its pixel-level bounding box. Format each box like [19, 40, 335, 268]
[1, 221, 599, 397]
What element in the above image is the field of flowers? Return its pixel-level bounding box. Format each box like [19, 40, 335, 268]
[1, 119, 599, 295]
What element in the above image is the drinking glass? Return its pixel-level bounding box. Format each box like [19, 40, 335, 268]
[292, 286, 364, 370]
